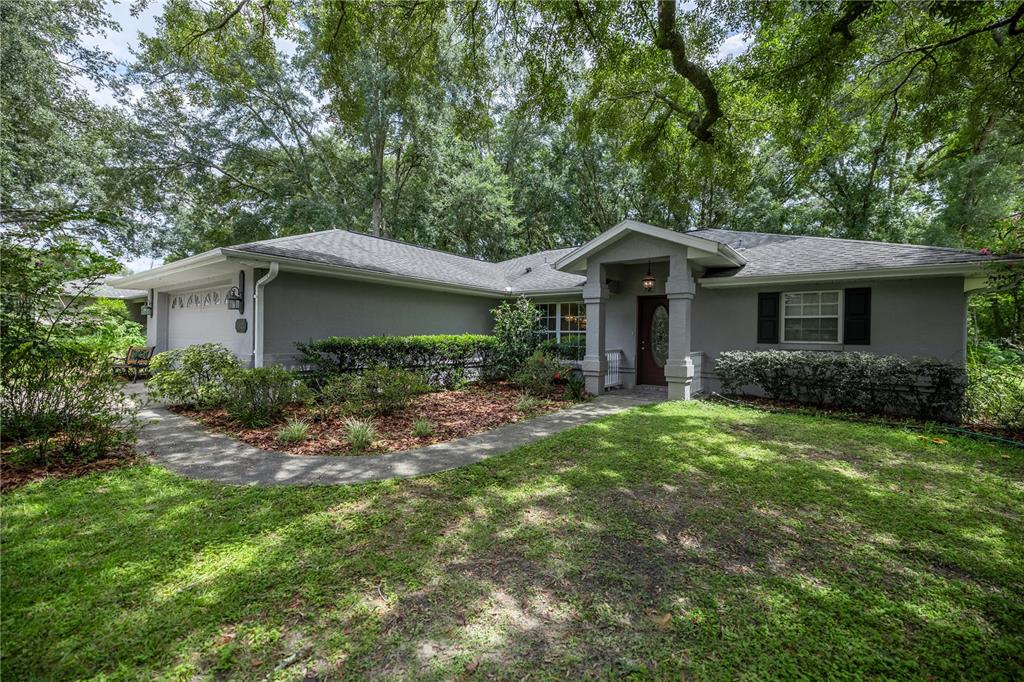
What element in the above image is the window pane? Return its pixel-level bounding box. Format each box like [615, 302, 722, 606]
[820, 303, 839, 315]
[821, 318, 839, 341]
[802, 302, 820, 316]
[821, 291, 839, 304]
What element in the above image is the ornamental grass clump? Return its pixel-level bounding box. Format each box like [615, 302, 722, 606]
[276, 419, 309, 444]
[411, 418, 434, 437]
[344, 417, 376, 452]
[515, 393, 540, 414]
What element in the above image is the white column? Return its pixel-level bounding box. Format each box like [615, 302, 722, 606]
[582, 262, 608, 395]
[664, 254, 695, 400]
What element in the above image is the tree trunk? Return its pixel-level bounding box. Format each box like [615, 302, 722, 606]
[371, 124, 386, 237]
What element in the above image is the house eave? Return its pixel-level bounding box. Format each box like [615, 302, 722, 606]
[110, 249, 235, 290]
[222, 248, 512, 298]
[697, 260, 1007, 288]
[554, 220, 746, 273]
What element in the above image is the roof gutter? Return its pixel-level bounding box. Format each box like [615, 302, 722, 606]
[253, 262, 279, 368]
[697, 260, 1012, 288]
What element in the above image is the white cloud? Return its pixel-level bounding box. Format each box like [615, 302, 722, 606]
[713, 32, 752, 63]
[123, 254, 164, 274]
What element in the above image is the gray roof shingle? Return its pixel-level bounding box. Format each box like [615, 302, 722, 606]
[220, 227, 1014, 294]
[230, 230, 585, 293]
[691, 229, 1009, 279]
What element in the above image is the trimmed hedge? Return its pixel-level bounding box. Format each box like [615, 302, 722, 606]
[715, 350, 966, 422]
[296, 334, 496, 388]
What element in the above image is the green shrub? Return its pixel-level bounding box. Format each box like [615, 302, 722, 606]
[344, 417, 376, 452]
[148, 343, 239, 407]
[965, 349, 1024, 431]
[304, 374, 356, 421]
[223, 366, 308, 427]
[490, 298, 543, 380]
[276, 419, 310, 443]
[0, 238, 136, 464]
[565, 371, 587, 401]
[541, 336, 587, 363]
[512, 351, 567, 397]
[0, 349, 136, 464]
[515, 393, 540, 414]
[349, 366, 428, 416]
[411, 418, 434, 437]
[296, 334, 495, 388]
[72, 299, 146, 358]
[715, 350, 966, 421]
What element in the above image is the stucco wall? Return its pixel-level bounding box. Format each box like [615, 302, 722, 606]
[262, 272, 496, 364]
[691, 276, 968, 391]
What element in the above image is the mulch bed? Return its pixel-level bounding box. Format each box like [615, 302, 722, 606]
[172, 382, 575, 456]
[1, 443, 139, 492]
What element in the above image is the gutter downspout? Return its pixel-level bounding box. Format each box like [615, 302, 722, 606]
[253, 262, 280, 368]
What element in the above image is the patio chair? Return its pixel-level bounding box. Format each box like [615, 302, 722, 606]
[112, 345, 156, 383]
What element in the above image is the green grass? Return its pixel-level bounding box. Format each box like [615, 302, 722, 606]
[3, 401, 1023, 680]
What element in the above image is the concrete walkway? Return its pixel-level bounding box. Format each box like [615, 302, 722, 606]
[133, 388, 664, 486]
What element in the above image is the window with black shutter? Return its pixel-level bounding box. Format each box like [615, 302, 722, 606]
[843, 288, 871, 345]
[757, 292, 780, 343]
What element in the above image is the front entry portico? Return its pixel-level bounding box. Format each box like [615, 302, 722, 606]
[553, 220, 746, 400]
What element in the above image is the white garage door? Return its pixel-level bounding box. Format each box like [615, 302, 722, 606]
[167, 286, 249, 358]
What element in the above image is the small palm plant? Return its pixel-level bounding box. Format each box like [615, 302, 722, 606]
[276, 419, 309, 444]
[344, 417, 376, 452]
[411, 418, 434, 437]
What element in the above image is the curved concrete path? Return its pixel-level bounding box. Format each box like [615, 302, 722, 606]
[134, 389, 664, 486]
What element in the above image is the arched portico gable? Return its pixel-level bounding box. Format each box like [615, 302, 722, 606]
[554, 221, 745, 400]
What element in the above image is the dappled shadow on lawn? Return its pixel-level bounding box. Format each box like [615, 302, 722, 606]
[3, 402, 1023, 679]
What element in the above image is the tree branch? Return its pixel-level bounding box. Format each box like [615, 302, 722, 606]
[653, 0, 722, 143]
[830, 1, 873, 42]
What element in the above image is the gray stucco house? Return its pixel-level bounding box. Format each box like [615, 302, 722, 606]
[114, 220, 1014, 400]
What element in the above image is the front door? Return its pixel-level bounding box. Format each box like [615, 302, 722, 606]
[637, 296, 669, 385]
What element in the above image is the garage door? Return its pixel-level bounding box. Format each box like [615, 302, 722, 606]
[167, 286, 248, 357]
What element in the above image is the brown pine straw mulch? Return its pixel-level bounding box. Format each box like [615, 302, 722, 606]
[172, 382, 575, 456]
[1, 443, 139, 492]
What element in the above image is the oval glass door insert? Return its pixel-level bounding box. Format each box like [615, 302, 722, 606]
[651, 305, 669, 367]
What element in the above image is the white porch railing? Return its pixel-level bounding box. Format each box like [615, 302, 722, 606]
[605, 349, 624, 388]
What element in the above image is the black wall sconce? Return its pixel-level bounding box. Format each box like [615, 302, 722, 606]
[226, 271, 245, 314]
[140, 289, 154, 317]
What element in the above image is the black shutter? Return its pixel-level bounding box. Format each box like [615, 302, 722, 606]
[843, 288, 871, 345]
[757, 292, 780, 343]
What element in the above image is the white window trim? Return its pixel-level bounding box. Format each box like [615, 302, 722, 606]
[781, 290, 843, 345]
[539, 302, 587, 344]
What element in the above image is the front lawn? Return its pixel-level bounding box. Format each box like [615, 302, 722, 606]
[3, 401, 1022, 679]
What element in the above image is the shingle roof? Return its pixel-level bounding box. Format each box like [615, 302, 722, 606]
[193, 227, 1016, 295]
[691, 229, 1009, 279]
[230, 230, 585, 294]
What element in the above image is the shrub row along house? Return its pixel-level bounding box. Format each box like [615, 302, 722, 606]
[114, 220, 1018, 400]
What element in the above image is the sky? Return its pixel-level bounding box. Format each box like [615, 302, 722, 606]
[82, 1, 751, 272]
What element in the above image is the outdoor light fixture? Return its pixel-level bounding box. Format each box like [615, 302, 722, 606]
[140, 290, 153, 317]
[642, 261, 656, 292]
[226, 271, 245, 313]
